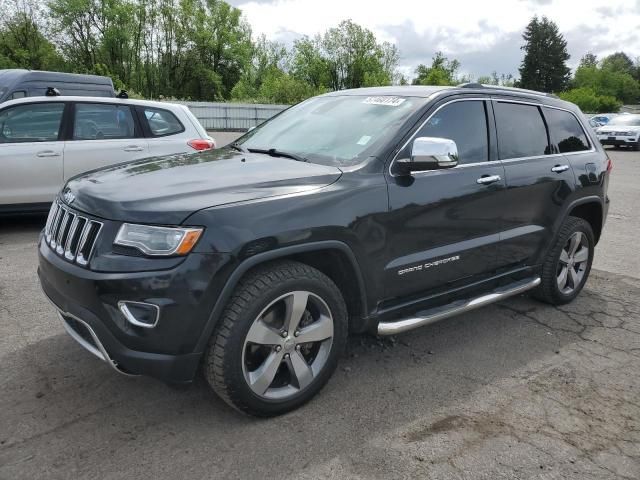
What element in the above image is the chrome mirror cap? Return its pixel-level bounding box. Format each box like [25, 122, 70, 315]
[410, 137, 459, 169]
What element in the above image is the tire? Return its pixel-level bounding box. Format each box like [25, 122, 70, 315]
[203, 260, 348, 417]
[534, 216, 595, 306]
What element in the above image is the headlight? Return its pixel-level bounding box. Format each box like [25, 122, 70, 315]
[115, 224, 203, 256]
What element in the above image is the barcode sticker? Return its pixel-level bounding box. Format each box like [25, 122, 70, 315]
[363, 96, 406, 107]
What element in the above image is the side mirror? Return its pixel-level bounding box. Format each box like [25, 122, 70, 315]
[395, 137, 459, 175]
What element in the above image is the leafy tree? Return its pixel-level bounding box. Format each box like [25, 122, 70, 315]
[0, 1, 64, 70]
[412, 52, 460, 86]
[573, 64, 639, 104]
[601, 52, 635, 77]
[518, 16, 570, 92]
[558, 87, 621, 113]
[320, 20, 397, 90]
[579, 52, 598, 68]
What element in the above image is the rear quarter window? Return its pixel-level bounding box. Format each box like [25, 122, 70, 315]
[544, 108, 590, 153]
[143, 107, 184, 137]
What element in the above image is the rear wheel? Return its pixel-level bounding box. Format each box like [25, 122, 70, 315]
[203, 260, 347, 416]
[535, 216, 594, 305]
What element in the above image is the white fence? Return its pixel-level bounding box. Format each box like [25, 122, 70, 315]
[170, 101, 289, 131]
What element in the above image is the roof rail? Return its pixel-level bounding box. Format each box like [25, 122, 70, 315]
[459, 83, 559, 99]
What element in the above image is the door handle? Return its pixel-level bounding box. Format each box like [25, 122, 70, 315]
[476, 175, 501, 185]
[36, 150, 61, 157]
[124, 145, 144, 152]
[551, 164, 570, 173]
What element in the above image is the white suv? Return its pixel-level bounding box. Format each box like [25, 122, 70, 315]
[0, 96, 215, 213]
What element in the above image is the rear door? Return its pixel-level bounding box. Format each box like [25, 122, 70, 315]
[138, 106, 192, 156]
[0, 101, 66, 205]
[383, 97, 506, 301]
[62, 102, 149, 180]
[492, 98, 577, 269]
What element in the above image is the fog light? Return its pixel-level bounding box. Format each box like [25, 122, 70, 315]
[118, 301, 160, 328]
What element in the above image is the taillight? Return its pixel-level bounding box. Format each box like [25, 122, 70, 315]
[188, 139, 215, 151]
[606, 155, 613, 173]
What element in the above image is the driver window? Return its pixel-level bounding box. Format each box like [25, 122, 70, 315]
[73, 103, 136, 140]
[409, 100, 489, 164]
[0, 103, 64, 143]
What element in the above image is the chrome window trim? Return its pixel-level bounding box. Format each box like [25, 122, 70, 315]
[388, 97, 488, 178]
[389, 97, 597, 177]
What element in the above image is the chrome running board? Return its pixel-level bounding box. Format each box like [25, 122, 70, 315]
[377, 276, 541, 336]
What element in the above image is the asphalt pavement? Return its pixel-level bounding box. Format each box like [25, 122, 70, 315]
[0, 148, 638, 480]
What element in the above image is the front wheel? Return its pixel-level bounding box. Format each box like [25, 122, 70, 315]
[535, 216, 594, 305]
[203, 260, 347, 416]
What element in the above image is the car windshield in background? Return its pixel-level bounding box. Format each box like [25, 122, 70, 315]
[607, 115, 640, 126]
[237, 95, 428, 166]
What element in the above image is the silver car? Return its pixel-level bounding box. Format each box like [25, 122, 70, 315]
[0, 96, 215, 213]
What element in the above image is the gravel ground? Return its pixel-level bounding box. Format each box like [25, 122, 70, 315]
[0, 148, 638, 480]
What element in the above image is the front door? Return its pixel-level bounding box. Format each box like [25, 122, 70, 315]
[0, 101, 66, 206]
[383, 98, 506, 302]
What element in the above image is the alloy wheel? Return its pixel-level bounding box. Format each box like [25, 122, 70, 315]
[241, 291, 334, 400]
[556, 231, 590, 295]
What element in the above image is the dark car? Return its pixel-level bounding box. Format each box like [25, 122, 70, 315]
[0, 69, 115, 103]
[38, 85, 611, 416]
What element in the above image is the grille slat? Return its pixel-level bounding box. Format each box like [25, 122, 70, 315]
[44, 202, 102, 268]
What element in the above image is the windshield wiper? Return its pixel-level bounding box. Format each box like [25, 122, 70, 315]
[247, 148, 308, 162]
[230, 143, 248, 153]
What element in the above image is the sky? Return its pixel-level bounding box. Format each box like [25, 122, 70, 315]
[227, 0, 640, 80]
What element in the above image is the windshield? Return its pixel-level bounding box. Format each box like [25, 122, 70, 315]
[236, 95, 428, 166]
[607, 115, 640, 127]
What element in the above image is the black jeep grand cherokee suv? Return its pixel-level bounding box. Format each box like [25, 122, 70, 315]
[38, 85, 610, 416]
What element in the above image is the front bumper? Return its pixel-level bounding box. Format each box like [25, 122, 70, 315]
[38, 236, 232, 383]
[598, 136, 639, 146]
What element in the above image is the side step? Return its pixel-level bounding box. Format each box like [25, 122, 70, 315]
[377, 276, 541, 336]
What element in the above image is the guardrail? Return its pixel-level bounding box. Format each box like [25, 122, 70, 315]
[169, 101, 289, 131]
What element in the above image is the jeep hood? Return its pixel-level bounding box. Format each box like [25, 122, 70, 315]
[64, 148, 342, 224]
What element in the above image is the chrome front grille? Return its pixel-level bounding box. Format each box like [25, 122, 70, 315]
[44, 202, 103, 267]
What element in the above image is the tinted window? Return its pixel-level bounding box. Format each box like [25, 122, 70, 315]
[544, 108, 590, 153]
[0, 103, 64, 143]
[413, 101, 489, 164]
[10, 91, 26, 100]
[73, 103, 136, 140]
[494, 102, 549, 159]
[143, 108, 183, 136]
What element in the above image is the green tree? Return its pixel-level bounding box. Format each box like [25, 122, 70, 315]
[518, 16, 570, 92]
[558, 87, 621, 113]
[579, 52, 598, 68]
[600, 52, 635, 77]
[412, 52, 460, 86]
[320, 20, 398, 90]
[0, 1, 64, 70]
[573, 64, 640, 104]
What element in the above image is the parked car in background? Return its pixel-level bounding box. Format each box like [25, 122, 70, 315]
[588, 118, 603, 130]
[596, 114, 640, 150]
[590, 113, 618, 125]
[0, 96, 215, 214]
[0, 70, 115, 103]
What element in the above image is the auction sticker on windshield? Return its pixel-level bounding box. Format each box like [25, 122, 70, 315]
[363, 96, 406, 107]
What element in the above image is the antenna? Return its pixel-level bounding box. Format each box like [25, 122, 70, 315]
[45, 87, 61, 97]
[116, 90, 129, 99]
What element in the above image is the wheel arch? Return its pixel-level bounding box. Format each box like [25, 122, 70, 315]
[565, 197, 604, 244]
[194, 241, 368, 352]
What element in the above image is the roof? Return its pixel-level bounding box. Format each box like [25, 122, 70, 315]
[324, 85, 452, 98]
[0, 95, 188, 110]
[0, 69, 112, 86]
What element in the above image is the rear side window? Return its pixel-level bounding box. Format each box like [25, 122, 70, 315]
[413, 100, 489, 164]
[494, 102, 550, 159]
[73, 103, 136, 140]
[10, 91, 26, 100]
[0, 103, 64, 143]
[143, 108, 184, 136]
[544, 108, 590, 153]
